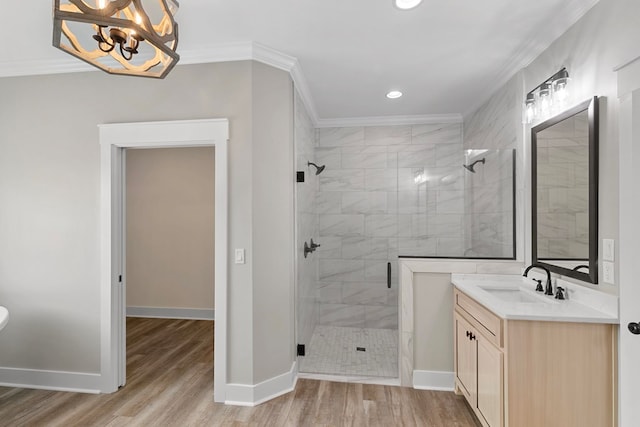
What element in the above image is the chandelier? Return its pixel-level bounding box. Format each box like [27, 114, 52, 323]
[53, 0, 180, 79]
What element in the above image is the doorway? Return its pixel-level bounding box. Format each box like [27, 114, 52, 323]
[99, 119, 229, 402]
[125, 147, 215, 320]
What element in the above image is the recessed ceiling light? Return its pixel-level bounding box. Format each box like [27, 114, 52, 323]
[394, 0, 423, 10]
[386, 90, 403, 99]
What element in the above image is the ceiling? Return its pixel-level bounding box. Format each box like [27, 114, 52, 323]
[0, 0, 599, 123]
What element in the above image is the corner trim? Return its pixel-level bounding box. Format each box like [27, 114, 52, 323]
[412, 370, 455, 391]
[224, 362, 297, 407]
[0, 367, 101, 394]
[126, 307, 215, 320]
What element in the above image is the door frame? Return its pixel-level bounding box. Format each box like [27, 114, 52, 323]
[616, 56, 640, 426]
[98, 119, 229, 402]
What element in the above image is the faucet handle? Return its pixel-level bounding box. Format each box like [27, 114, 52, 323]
[532, 279, 543, 292]
[555, 286, 566, 300]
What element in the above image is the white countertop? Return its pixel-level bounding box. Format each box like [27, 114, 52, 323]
[452, 274, 619, 324]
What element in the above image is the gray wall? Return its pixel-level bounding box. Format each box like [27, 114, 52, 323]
[413, 273, 454, 372]
[126, 147, 215, 311]
[250, 62, 295, 383]
[0, 60, 295, 386]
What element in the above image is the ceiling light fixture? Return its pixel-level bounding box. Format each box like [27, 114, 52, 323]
[386, 90, 403, 99]
[524, 68, 571, 124]
[394, 0, 423, 10]
[53, 0, 180, 79]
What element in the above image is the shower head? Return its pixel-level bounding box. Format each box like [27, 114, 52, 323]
[308, 162, 326, 175]
[463, 158, 486, 173]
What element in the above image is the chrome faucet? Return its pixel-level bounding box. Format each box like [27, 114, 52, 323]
[523, 264, 553, 296]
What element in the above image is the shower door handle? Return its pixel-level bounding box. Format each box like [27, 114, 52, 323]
[387, 262, 391, 289]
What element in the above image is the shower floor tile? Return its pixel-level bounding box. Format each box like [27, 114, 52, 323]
[299, 325, 398, 378]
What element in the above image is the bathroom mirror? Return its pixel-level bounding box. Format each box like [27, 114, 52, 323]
[531, 97, 599, 283]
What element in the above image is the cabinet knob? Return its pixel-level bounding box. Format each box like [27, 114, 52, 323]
[629, 322, 640, 335]
[466, 331, 470, 338]
[469, 333, 476, 341]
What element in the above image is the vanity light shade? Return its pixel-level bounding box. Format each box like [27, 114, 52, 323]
[537, 82, 553, 118]
[525, 93, 536, 124]
[52, 0, 180, 79]
[552, 69, 571, 110]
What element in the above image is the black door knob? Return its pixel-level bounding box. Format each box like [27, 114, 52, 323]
[629, 322, 640, 335]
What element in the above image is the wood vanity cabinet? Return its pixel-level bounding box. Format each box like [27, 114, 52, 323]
[453, 288, 616, 427]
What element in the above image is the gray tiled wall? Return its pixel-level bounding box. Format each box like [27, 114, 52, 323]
[463, 149, 515, 257]
[463, 74, 520, 258]
[314, 123, 464, 329]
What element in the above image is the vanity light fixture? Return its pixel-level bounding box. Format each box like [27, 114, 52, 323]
[524, 68, 571, 124]
[394, 0, 423, 10]
[386, 90, 403, 99]
[53, 0, 180, 79]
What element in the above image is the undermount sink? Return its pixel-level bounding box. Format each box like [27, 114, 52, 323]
[0, 306, 8, 331]
[480, 286, 556, 304]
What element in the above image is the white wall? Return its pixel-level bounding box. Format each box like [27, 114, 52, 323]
[0, 61, 295, 389]
[126, 147, 215, 311]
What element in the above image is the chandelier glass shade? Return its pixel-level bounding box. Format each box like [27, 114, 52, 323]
[53, 0, 180, 79]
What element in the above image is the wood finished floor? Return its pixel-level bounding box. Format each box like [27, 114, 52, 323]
[0, 318, 480, 426]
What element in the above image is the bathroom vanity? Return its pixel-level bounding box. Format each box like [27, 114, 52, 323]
[452, 275, 617, 427]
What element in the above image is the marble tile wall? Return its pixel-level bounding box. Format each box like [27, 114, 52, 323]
[462, 149, 515, 258]
[463, 73, 522, 259]
[295, 92, 318, 348]
[314, 123, 465, 329]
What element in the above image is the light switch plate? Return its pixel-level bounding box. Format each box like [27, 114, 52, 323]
[235, 249, 245, 264]
[603, 239, 614, 261]
[602, 261, 615, 284]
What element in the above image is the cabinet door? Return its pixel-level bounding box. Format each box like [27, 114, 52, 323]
[477, 336, 503, 427]
[455, 314, 477, 403]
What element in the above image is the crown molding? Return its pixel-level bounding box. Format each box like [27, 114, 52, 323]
[0, 57, 95, 78]
[0, 41, 321, 126]
[177, 42, 320, 124]
[462, 0, 600, 118]
[315, 113, 463, 128]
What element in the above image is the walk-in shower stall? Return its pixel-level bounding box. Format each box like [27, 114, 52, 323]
[294, 94, 515, 380]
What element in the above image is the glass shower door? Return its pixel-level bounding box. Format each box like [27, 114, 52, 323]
[299, 130, 400, 378]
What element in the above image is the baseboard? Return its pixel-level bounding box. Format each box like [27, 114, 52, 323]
[126, 306, 215, 320]
[412, 370, 455, 391]
[0, 367, 102, 393]
[225, 361, 297, 406]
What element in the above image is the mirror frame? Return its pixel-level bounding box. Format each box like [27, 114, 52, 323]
[531, 96, 599, 284]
